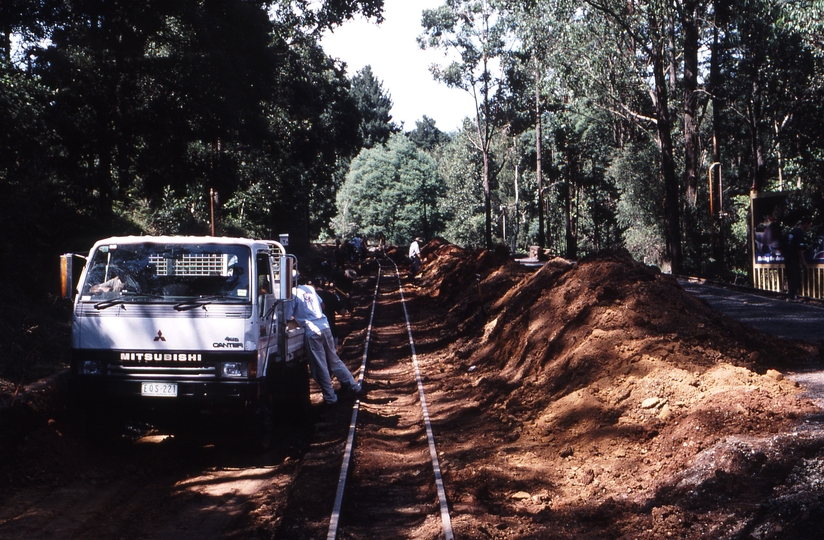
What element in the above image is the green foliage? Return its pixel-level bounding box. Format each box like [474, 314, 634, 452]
[350, 65, 398, 148]
[407, 115, 452, 152]
[334, 133, 445, 244]
[438, 126, 488, 248]
[5, 0, 824, 324]
[117, 185, 212, 236]
[0, 0, 377, 244]
[419, 0, 511, 248]
[609, 141, 666, 265]
[729, 195, 754, 274]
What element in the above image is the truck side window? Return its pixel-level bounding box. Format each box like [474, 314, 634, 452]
[257, 253, 273, 317]
[257, 254, 272, 295]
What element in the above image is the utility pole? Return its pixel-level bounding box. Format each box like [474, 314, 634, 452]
[210, 189, 218, 236]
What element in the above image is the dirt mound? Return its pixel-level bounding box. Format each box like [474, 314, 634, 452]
[417, 239, 511, 304]
[415, 245, 824, 538]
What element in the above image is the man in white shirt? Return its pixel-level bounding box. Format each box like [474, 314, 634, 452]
[408, 237, 422, 275]
[286, 281, 361, 404]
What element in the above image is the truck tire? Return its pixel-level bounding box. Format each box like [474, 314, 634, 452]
[68, 381, 122, 446]
[269, 360, 311, 423]
[79, 402, 123, 445]
[238, 361, 310, 452]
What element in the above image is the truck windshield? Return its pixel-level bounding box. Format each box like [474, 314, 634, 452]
[79, 242, 252, 302]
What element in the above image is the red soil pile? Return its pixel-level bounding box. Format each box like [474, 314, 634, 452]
[413, 244, 824, 539]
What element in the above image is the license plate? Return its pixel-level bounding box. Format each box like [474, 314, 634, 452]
[141, 382, 178, 397]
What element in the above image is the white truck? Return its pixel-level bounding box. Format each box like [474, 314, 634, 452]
[60, 236, 308, 442]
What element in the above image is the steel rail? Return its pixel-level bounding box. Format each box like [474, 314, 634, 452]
[326, 261, 381, 540]
[326, 256, 454, 540]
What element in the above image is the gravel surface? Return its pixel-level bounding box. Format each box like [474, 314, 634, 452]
[681, 279, 824, 412]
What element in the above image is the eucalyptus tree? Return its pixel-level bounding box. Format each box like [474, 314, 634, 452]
[777, 0, 824, 191]
[678, 0, 713, 208]
[497, 1, 647, 259]
[2, 0, 383, 245]
[419, 0, 510, 249]
[554, 0, 682, 271]
[610, 140, 668, 264]
[334, 133, 445, 243]
[33, 2, 181, 220]
[20, 0, 293, 227]
[725, 0, 822, 195]
[497, 0, 571, 249]
[438, 121, 488, 247]
[488, 125, 543, 253]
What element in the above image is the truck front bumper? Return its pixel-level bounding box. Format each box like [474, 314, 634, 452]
[69, 375, 262, 410]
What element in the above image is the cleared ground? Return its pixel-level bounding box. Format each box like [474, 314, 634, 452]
[2, 244, 824, 539]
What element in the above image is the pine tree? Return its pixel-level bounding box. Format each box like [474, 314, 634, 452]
[350, 65, 399, 149]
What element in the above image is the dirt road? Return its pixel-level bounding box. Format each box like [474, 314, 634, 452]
[681, 279, 824, 412]
[679, 279, 824, 344]
[0, 398, 312, 539]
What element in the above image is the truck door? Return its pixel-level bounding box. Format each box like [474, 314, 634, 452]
[256, 252, 277, 375]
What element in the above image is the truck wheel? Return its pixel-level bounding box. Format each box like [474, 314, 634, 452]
[270, 360, 311, 423]
[69, 385, 122, 446]
[255, 394, 275, 451]
[82, 405, 123, 445]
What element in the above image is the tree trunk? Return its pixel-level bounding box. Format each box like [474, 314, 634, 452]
[513, 158, 520, 253]
[749, 73, 767, 193]
[535, 66, 545, 249]
[564, 142, 577, 259]
[710, 21, 724, 273]
[482, 146, 492, 249]
[683, 0, 700, 206]
[652, 41, 682, 273]
[475, 37, 494, 250]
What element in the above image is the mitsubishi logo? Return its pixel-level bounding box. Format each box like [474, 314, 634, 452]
[154, 330, 166, 342]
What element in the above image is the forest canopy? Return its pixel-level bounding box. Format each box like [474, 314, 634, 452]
[3, 0, 824, 285]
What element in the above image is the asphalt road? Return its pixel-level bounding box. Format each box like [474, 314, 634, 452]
[679, 279, 824, 344]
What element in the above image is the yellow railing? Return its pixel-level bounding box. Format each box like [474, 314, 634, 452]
[753, 265, 824, 299]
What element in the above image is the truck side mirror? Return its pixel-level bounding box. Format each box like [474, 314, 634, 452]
[279, 256, 294, 299]
[60, 253, 75, 299]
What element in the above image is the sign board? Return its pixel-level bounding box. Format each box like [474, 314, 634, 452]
[751, 192, 788, 264]
[750, 191, 824, 298]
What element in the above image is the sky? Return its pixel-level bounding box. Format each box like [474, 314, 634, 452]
[319, 0, 475, 133]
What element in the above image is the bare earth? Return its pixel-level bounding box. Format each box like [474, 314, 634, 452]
[2, 242, 824, 539]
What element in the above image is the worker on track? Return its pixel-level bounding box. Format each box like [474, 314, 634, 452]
[286, 275, 361, 404]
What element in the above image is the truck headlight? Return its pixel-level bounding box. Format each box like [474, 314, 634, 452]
[82, 360, 102, 375]
[222, 362, 247, 377]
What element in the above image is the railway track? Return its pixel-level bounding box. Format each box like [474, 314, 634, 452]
[276, 257, 454, 539]
[0, 255, 455, 540]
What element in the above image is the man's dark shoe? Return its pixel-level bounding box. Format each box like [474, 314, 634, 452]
[344, 383, 363, 397]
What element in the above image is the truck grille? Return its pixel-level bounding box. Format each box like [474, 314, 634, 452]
[108, 363, 217, 379]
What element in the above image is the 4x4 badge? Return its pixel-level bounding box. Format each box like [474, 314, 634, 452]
[154, 330, 166, 342]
